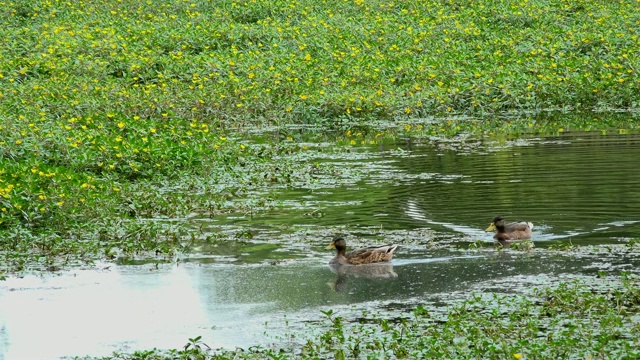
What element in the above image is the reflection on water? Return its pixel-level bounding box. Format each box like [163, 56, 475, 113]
[0, 266, 209, 359]
[330, 263, 398, 279]
[3, 248, 640, 358]
[5, 251, 640, 359]
[3, 132, 640, 358]
[329, 263, 398, 292]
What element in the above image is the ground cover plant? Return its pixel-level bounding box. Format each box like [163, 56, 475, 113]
[1, 0, 639, 272]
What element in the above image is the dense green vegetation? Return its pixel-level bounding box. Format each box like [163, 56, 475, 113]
[1, 0, 639, 271]
[2, 1, 640, 358]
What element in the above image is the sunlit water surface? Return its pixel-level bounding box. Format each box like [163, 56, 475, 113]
[2, 131, 640, 359]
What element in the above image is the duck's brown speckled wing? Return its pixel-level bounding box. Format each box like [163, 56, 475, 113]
[345, 244, 398, 265]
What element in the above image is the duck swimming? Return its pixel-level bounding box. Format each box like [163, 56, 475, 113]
[326, 237, 398, 265]
[486, 216, 534, 244]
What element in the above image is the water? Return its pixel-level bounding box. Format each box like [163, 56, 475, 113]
[2, 131, 640, 359]
[223, 132, 640, 245]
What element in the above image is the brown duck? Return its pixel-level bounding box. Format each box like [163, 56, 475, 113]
[486, 216, 534, 243]
[326, 237, 398, 265]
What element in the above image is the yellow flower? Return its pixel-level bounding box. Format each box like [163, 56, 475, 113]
[514, 354, 522, 359]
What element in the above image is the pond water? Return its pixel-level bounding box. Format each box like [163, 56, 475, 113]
[231, 131, 640, 245]
[1, 131, 640, 359]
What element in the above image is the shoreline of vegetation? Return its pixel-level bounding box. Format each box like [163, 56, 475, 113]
[1, 0, 640, 272]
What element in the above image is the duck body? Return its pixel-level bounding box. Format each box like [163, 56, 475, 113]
[486, 216, 533, 244]
[326, 237, 398, 265]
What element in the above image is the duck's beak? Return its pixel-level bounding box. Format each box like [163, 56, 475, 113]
[485, 222, 496, 231]
[325, 242, 336, 250]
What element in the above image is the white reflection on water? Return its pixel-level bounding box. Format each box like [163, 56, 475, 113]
[0, 265, 269, 359]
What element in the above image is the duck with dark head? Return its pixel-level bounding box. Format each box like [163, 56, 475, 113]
[486, 216, 534, 245]
[326, 236, 398, 265]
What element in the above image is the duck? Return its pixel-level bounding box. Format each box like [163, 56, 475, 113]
[325, 237, 398, 265]
[486, 216, 533, 244]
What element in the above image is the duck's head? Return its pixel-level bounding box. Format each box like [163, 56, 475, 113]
[486, 216, 505, 231]
[326, 236, 347, 251]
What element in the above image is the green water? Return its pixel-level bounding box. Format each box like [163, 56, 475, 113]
[208, 132, 640, 247]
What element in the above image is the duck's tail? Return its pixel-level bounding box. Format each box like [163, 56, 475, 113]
[382, 244, 399, 254]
